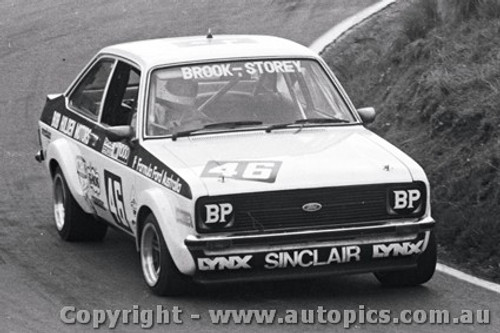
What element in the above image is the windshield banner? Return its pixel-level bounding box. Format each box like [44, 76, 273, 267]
[181, 60, 303, 80]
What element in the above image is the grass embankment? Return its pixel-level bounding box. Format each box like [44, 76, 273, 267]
[321, 0, 500, 281]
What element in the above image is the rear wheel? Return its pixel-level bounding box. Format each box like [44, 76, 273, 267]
[140, 213, 187, 296]
[374, 232, 437, 287]
[52, 167, 107, 241]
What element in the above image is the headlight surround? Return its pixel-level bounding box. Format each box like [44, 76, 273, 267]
[196, 199, 235, 232]
[386, 181, 427, 217]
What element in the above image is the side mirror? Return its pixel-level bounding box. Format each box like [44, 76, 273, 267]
[357, 107, 376, 124]
[106, 125, 135, 142]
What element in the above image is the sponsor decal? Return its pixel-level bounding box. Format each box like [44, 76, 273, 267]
[104, 170, 131, 231]
[88, 132, 100, 147]
[101, 138, 130, 164]
[41, 127, 52, 140]
[131, 156, 184, 194]
[195, 246, 360, 272]
[388, 188, 424, 215]
[101, 137, 114, 156]
[181, 60, 303, 80]
[372, 239, 426, 258]
[195, 234, 429, 273]
[73, 123, 92, 145]
[42, 108, 192, 199]
[75, 156, 102, 208]
[264, 246, 361, 269]
[51, 110, 96, 147]
[51, 111, 61, 128]
[88, 165, 100, 196]
[393, 189, 421, 209]
[128, 186, 138, 227]
[130, 186, 138, 218]
[76, 156, 89, 192]
[201, 161, 282, 183]
[197, 255, 252, 271]
[59, 115, 77, 137]
[203, 203, 233, 224]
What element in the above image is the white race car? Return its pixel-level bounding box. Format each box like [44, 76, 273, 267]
[36, 34, 436, 295]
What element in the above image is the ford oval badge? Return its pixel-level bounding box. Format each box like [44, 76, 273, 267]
[302, 202, 322, 212]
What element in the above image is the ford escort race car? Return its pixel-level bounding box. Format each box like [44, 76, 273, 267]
[36, 34, 436, 296]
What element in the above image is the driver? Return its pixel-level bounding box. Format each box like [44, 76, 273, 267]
[152, 77, 200, 133]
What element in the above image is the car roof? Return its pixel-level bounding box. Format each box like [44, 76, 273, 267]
[99, 35, 318, 69]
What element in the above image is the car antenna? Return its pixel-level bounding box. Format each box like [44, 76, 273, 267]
[206, 28, 213, 39]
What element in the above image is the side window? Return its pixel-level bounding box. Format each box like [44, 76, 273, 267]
[101, 61, 141, 127]
[68, 59, 115, 119]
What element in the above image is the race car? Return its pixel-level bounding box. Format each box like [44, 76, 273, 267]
[36, 34, 436, 296]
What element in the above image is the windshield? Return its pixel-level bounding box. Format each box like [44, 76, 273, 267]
[146, 59, 356, 137]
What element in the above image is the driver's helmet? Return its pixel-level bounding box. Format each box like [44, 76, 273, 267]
[157, 77, 198, 110]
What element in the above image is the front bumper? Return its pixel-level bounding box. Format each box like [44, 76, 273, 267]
[185, 217, 435, 283]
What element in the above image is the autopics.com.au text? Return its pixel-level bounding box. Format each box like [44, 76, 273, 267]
[60, 305, 490, 329]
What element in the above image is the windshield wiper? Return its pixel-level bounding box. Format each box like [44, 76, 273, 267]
[265, 117, 349, 133]
[172, 121, 263, 141]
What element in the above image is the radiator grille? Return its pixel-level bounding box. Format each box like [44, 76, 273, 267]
[196, 182, 426, 233]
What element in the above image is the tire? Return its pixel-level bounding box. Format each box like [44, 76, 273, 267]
[52, 167, 107, 241]
[374, 232, 437, 287]
[140, 213, 187, 296]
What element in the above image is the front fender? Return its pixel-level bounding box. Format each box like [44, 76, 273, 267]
[46, 138, 94, 214]
[137, 188, 196, 276]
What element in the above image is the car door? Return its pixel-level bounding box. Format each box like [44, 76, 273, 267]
[63, 57, 115, 221]
[70, 58, 142, 235]
[94, 60, 142, 235]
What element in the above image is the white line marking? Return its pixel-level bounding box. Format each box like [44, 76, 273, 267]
[310, 0, 500, 294]
[436, 263, 500, 294]
[309, 0, 395, 53]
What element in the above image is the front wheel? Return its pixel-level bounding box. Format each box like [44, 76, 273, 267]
[52, 167, 107, 241]
[140, 214, 187, 296]
[374, 232, 437, 287]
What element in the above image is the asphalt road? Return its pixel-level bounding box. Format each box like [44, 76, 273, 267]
[1, 1, 498, 332]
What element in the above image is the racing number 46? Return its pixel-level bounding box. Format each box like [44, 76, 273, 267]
[202, 161, 282, 183]
[104, 170, 131, 231]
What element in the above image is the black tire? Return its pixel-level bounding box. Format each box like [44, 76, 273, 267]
[374, 232, 437, 287]
[140, 214, 187, 296]
[52, 167, 107, 242]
